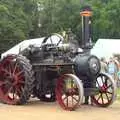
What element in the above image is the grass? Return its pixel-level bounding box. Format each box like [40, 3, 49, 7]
[116, 88, 120, 100]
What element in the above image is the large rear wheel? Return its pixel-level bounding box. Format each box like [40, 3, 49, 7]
[0, 55, 35, 105]
[56, 74, 84, 111]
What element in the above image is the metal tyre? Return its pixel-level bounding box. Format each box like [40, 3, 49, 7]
[56, 74, 84, 111]
[0, 55, 35, 105]
[91, 72, 116, 107]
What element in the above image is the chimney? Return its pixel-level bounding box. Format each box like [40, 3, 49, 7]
[80, 6, 93, 51]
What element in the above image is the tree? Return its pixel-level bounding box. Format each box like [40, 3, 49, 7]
[0, 0, 37, 53]
[0, 0, 120, 53]
[37, 0, 81, 36]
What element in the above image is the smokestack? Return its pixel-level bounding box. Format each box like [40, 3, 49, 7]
[80, 6, 93, 51]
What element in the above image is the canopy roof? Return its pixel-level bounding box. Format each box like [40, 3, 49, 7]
[91, 39, 120, 60]
[1, 34, 63, 59]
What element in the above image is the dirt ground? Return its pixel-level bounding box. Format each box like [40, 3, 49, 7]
[0, 98, 120, 120]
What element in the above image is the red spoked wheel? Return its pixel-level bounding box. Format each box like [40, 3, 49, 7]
[56, 74, 83, 111]
[0, 55, 34, 105]
[91, 73, 116, 107]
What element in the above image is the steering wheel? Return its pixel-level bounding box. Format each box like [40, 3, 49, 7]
[41, 33, 64, 47]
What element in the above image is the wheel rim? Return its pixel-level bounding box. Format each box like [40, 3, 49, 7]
[91, 73, 116, 107]
[0, 56, 25, 104]
[56, 74, 83, 111]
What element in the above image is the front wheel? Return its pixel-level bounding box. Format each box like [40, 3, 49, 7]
[56, 74, 84, 111]
[91, 72, 116, 107]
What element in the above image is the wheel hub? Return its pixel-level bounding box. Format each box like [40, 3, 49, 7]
[100, 84, 107, 93]
[66, 88, 76, 96]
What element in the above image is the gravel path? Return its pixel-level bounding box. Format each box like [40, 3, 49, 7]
[0, 99, 120, 120]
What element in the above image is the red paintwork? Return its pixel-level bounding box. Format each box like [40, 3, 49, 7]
[55, 75, 80, 111]
[0, 55, 25, 104]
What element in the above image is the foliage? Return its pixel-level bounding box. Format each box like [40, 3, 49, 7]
[30, 0, 120, 41]
[0, 0, 120, 53]
[0, 0, 37, 53]
[116, 88, 120, 100]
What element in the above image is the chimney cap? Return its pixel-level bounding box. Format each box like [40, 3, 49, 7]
[80, 6, 92, 17]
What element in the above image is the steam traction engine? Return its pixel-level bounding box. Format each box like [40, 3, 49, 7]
[0, 8, 116, 111]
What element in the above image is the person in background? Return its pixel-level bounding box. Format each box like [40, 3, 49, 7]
[113, 57, 120, 87]
[114, 57, 120, 72]
[100, 57, 107, 73]
[107, 57, 118, 82]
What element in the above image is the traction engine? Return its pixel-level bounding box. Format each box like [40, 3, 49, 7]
[0, 7, 116, 111]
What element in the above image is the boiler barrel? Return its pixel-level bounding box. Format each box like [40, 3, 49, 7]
[74, 54, 101, 77]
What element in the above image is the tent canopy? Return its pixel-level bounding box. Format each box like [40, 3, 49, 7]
[91, 39, 120, 60]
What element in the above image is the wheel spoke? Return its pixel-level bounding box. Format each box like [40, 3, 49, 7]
[12, 88, 16, 100]
[14, 86, 21, 98]
[13, 70, 25, 84]
[18, 80, 25, 84]
[96, 93, 102, 101]
[63, 96, 67, 101]
[104, 77, 108, 85]
[16, 70, 24, 77]
[0, 80, 7, 86]
[101, 76, 105, 84]
[8, 61, 15, 73]
[66, 96, 69, 107]
[8, 62, 13, 75]
[13, 62, 18, 75]
[106, 91, 113, 94]
[101, 93, 104, 104]
[72, 95, 73, 106]
[72, 96, 79, 102]
[16, 74, 25, 84]
[4, 87, 13, 97]
[16, 87, 22, 95]
[106, 84, 112, 89]
[2, 68, 10, 75]
[96, 79, 101, 88]
[105, 92, 110, 102]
